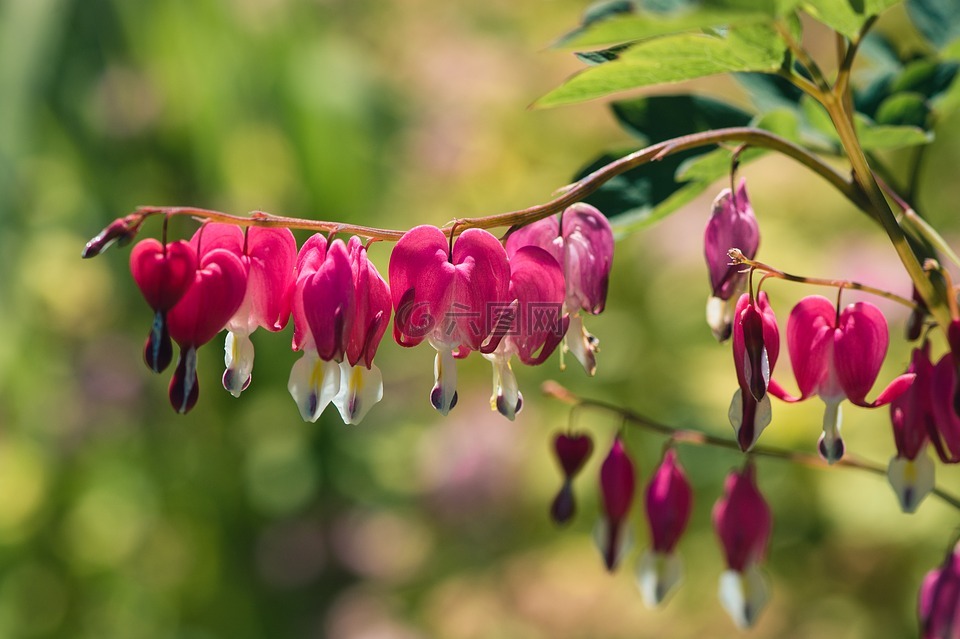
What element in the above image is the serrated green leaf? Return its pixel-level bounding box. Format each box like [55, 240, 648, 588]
[906, 0, 960, 48]
[800, 0, 900, 38]
[538, 25, 787, 108]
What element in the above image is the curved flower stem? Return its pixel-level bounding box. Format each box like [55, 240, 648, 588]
[541, 381, 960, 512]
[86, 127, 869, 251]
[728, 249, 917, 309]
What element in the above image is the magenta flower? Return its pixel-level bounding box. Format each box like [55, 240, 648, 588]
[389, 226, 510, 415]
[550, 432, 593, 525]
[506, 203, 614, 376]
[288, 235, 355, 422]
[728, 292, 780, 452]
[165, 236, 247, 414]
[332, 237, 391, 424]
[129, 238, 198, 373]
[637, 448, 692, 607]
[483, 245, 568, 420]
[712, 461, 771, 629]
[784, 295, 914, 464]
[928, 353, 960, 464]
[888, 342, 936, 513]
[704, 179, 760, 341]
[192, 224, 297, 397]
[919, 541, 960, 639]
[595, 437, 636, 571]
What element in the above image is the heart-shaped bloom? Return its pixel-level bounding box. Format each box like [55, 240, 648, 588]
[506, 203, 614, 376]
[130, 239, 198, 373]
[288, 235, 355, 422]
[712, 461, 771, 629]
[332, 237, 391, 425]
[390, 226, 510, 415]
[728, 292, 780, 452]
[595, 437, 636, 571]
[888, 342, 936, 513]
[637, 448, 692, 607]
[483, 245, 568, 420]
[929, 353, 960, 464]
[784, 295, 914, 464]
[704, 179, 760, 341]
[919, 541, 960, 639]
[550, 432, 593, 525]
[193, 224, 298, 397]
[165, 235, 247, 414]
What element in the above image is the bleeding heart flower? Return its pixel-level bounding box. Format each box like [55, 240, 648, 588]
[130, 239, 198, 374]
[506, 203, 614, 376]
[196, 224, 298, 397]
[712, 461, 771, 629]
[919, 541, 960, 639]
[637, 448, 692, 607]
[929, 353, 960, 464]
[550, 432, 593, 525]
[390, 226, 510, 415]
[704, 179, 760, 341]
[483, 245, 568, 420]
[166, 243, 247, 414]
[888, 342, 936, 513]
[595, 437, 636, 571]
[784, 295, 914, 464]
[728, 292, 780, 452]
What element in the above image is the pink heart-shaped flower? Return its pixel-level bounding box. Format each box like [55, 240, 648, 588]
[130, 239, 198, 312]
[168, 248, 247, 348]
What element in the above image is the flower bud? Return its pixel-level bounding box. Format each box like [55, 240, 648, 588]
[919, 541, 960, 638]
[594, 437, 635, 571]
[549, 432, 593, 526]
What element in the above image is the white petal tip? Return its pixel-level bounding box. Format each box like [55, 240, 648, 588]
[718, 565, 769, 629]
[887, 453, 935, 514]
[636, 550, 683, 608]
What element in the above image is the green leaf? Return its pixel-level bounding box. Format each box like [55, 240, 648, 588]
[537, 24, 787, 108]
[874, 92, 930, 127]
[574, 44, 631, 65]
[800, 0, 899, 38]
[555, 0, 779, 49]
[611, 94, 753, 142]
[856, 117, 934, 149]
[906, 0, 960, 48]
[736, 71, 804, 111]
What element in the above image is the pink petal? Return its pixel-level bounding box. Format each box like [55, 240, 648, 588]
[554, 432, 593, 478]
[645, 448, 693, 554]
[833, 301, 889, 405]
[505, 246, 567, 365]
[561, 203, 614, 315]
[168, 248, 247, 348]
[303, 239, 355, 362]
[703, 179, 760, 300]
[505, 214, 563, 263]
[712, 462, 771, 572]
[731, 292, 779, 395]
[449, 229, 510, 351]
[930, 354, 960, 463]
[919, 542, 960, 638]
[600, 438, 636, 524]
[890, 345, 933, 460]
[291, 234, 328, 351]
[130, 239, 198, 312]
[389, 225, 455, 348]
[345, 237, 391, 368]
[787, 295, 835, 399]
[191, 222, 244, 256]
[243, 227, 297, 331]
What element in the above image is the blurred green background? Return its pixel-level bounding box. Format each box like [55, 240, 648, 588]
[1, 0, 960, 637]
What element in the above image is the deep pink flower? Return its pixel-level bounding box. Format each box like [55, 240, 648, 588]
[390, 226, 510, 415]
[129, 239, 198, 373]
[506, 203, 613, 375]
[165, 240, 247, 414]
[712, 461, 771, 629]
[919, 541, 960, 639]
[637, 448, 692, 607]
[193, 224, 298, 397]
[483, 245, 568, 420]
[704, 180, 760, 341]
[596, 437, 636, 571]
[333, 237, 392, 424]
[888, 342, 936, 512]
[550, 432, 593, 526]
[784, 295, 914, 463]
[728, 292, 780, 452]
[288, 235, 355, 422]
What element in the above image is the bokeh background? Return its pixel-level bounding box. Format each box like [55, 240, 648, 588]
[1, 0, 960, 637]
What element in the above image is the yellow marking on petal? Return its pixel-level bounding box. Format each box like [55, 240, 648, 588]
[350, 365, 364, 394]
[905, 460, 917, 483]
[310, 359, 326, 390]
